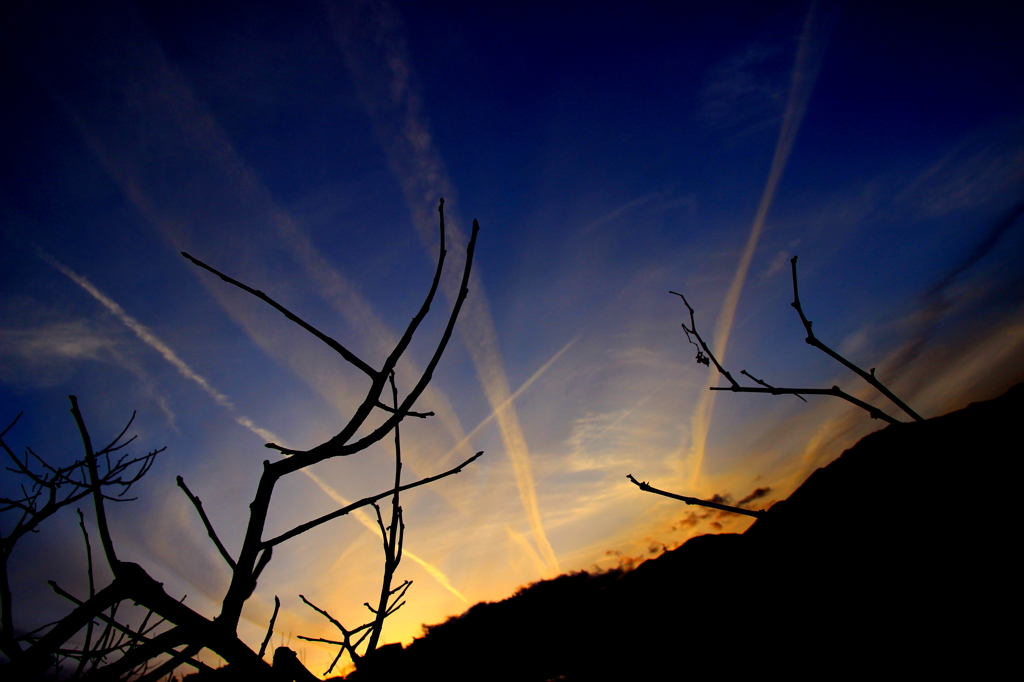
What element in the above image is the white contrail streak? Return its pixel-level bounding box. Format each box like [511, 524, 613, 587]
[42, 249, 467, 601]
[38, 248, 234, 409]
[437, 336, 578, 466]
[685, 0, 836, 488]
[327, 0, 560, 576]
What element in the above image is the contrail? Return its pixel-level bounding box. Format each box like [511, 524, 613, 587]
[327, 0, 560, 575]
[42, 249, 467, 601]
[38, 248, 235, 412]
[437, 336, 578, 466]
[505, 524, 551, 578]
[685, 0, 837, 488]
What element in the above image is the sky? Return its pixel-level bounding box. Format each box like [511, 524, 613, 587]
[2, 0, 1024, 675]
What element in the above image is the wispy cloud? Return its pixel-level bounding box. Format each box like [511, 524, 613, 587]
[327, 0, 560, 576]
[685, 0, 838, 489]
[38, 247, 272, 442]
[0, 319, 113, 364]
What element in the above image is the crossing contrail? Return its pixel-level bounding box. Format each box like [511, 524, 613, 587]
[685, 0, 838, 488]
[327, 0, 560, 575]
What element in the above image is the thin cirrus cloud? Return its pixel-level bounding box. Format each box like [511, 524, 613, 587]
[326, 0, 560, 576]
[683, 0, 838, 490]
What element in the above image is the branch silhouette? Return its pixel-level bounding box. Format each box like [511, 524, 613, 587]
[669, 254, 922, 424]
[629, 256, 923, 522]
[3, 198, 485, 680]
[626, 475, 767, 519]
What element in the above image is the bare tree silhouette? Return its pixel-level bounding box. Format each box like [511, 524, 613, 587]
[2, 199, 484, 681]
[630, 255, 922, 513]
[0, 401, 163, 679]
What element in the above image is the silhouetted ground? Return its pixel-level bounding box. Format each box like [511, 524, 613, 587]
[342, 384, 1019, 680]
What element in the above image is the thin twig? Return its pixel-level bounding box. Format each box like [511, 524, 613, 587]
[626, 474, 767, 519]
[258, 596, 280, 658]
[262, 451, 483, 549]
[176, 476, 236, 569]
[374, 401, 434, 418]
[181, 252, 378, 380]
[133, 642, 205, 682]
[709, 385, 899, 424]
[69, 396, 118, 568]
[74, 509, 96, 679]
[790, 256, 923, 421]
[670, 291, 739, 388]
[741, 369, 806, 402]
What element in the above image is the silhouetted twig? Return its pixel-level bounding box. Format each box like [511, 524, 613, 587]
[5, 199, 484, 680]
[789, 256, 923, 421]
[176, 476, 236, 570]
[670, 261, 914, 425]
[626, 475, 767, 519]
[263, 451, 483, 549]
[258, 595, 280, 659]
[0, 398, 160, 673]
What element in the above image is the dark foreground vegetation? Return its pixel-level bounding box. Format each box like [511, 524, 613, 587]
[344, 384, 1019, 681]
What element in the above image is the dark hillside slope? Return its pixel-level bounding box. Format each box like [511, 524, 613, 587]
[350, 385, 1021, 680]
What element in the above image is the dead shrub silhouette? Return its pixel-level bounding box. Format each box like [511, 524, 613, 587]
[629, 255, 922, 512]
[1, 199, 483, 681]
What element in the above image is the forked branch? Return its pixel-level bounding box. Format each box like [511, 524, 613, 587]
[670, 257, 921, 425]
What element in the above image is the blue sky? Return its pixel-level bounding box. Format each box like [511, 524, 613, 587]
[3, 0, 1024, 674]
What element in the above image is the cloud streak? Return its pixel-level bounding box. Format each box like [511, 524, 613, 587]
[38, 248, 235, 411]
[685, 0, 837, 488]
[327, 0, 559, 576]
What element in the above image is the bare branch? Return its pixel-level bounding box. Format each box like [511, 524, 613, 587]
[96, 411, 136, 456]
[671, 274, 912, 425]
[181, 251, 378, 380]
[387, 581, 412, 615]
[263, 451, 483, 549]
[741, 369, 806, 402]
[709, 385, 900, 424]
[176, 476, 236, 570]
[627, 474, 767, 519]
[69, 395, 118, 568]
[9, 579, 129, 678]
[74, 509, 96, 679]
[258, 596, 280, 659]
[283, 206, 481, 469]
[133, 642, 205, 682]
[670, 291, 739, 388]
[299, 594, 348, 635]
[0, 411, 22, 439]
[790, 256, 923, 421]
[252, 547, 273, 582]
[374, 400, 434, 418]
[214, 201, 481, 633]
[298, 594, 372, 673]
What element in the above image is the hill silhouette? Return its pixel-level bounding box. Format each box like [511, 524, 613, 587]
[344, 384, 1019, 680]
